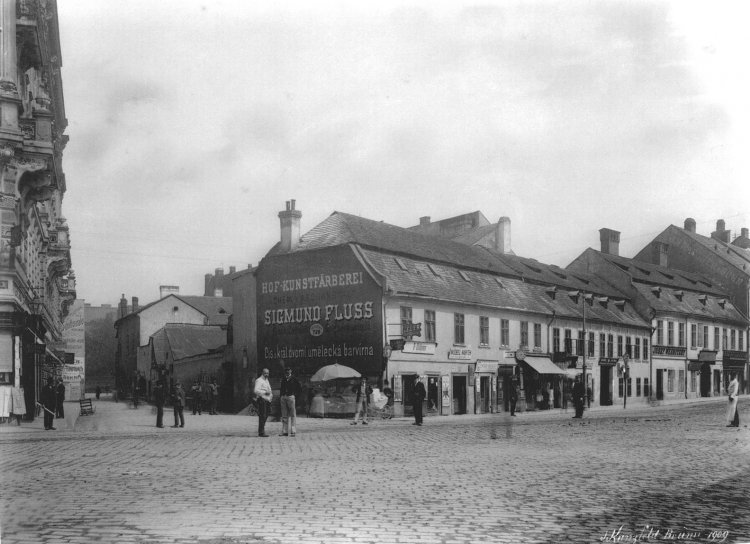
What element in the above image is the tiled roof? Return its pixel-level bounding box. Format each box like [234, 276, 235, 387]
[675, 225, 750, 274]
[361, 249, 649, 328]
[271, 212, 520, 276]
[598, 251, 725, 295]
[175, 296, 232, 326]
[163, 324, 226, 362]
[633, 284, 745, 323]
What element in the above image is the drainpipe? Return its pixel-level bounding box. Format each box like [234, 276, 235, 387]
[684, 316, 689, 400]
[648, 309, 656, 402]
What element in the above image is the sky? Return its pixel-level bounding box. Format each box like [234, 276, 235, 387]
[56, 0, 750, 306]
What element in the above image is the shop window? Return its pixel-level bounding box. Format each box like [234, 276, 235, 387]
[618, 378, 624, 397]
[627, 378, 632, 397]
[644, 378, 650, 397]
[500, 319, 509, 347]
[479, 316, 489, 346]
[690, 371, 697, 392]
[678, 370, 684, 392]
[636, 378, 641, 397]
[667, 369, 675, 392]
[454, 313, 465, 345]
[424, 310, 436, 343]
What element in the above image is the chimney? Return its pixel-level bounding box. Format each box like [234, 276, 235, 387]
[119, 294, 127, 319]
[213, 288, 223, 297]
[215, 267, 224, 277]
[742, 228, 749, 239]
[419, 216, 431, 226]
[684, 218, 696, 233]
[496, 217, 511, 254]
[599, 228, 621, 256]
[229, 266, 236, 274]
[651, 241, 669, 267]
[278, 199, 302, 252]
[159, 285, 180, 298]
[132, 297, 139, 313]
[711, 219, 731, 243]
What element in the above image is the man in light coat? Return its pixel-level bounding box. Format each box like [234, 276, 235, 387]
[254, 368, 272, 437]
[726, 373, 740, 428]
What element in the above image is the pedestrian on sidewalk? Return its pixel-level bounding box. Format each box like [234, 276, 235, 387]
[41, 377, 56, 430]
[572, 375, 585, 418]
[190, 380, 203, 415]
[412, 375, 426, 426]
[279, 366, 301, 436]
[350, 376, 372, 425]
[154, 381, 165, 428]
[726, 372, 740, 428]
[208, 378, 219, 415]
[172, 381, 186, 428]
[55, 378, 65, 419]
[509, 381, 519, 416]
[95, 386, 101, 400]
[254, 368, 272, 437]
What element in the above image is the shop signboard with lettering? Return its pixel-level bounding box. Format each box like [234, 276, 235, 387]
[257, 246, 383, 377]
[48, 300, 86, 399]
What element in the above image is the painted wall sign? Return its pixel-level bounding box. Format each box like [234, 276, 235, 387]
[448, 347, 472, 360]
[475, 360, 498, 373]
[402, 341, 436, 355]
[257, 246, 383, 377]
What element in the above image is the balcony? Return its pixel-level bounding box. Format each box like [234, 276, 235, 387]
[651, 345, 687, 357]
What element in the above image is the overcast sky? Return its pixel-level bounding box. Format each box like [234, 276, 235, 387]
[57, 1, 750, 306]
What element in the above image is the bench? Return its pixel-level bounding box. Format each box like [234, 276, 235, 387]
[79, 398, 95, 416]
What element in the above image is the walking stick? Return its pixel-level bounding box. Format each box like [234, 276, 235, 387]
[36, 402, 55, 416]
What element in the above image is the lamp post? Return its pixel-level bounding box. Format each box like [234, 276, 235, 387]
[623, 353, 630, 409]
[582, 291, 587, 409]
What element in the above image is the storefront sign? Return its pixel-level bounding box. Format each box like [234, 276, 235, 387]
[402, 341, 436, 355]
[448, 347, 472, 360]
[441, 375, 451, 415]
[401, 323, 422, 338]
[475, 360, 498, 373]
[504, 351, 516, 358]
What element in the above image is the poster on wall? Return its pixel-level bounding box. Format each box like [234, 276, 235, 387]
[49, 300, 86, 399]
[257, 246, 384, 378]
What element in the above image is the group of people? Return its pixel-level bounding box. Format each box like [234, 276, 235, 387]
[151, 378, 220, 429]
[40, 377, 66, 430]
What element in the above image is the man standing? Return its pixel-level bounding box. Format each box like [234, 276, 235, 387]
[350, 376, 372, 425]
[279, 366, 302, 436]
[572, 375, 585, 419]
[190, 380, 202, 415]
[254, 368, 272, 437]
[154, 380, 165, 428]
[412, 376, 426, 426]
[172, 381, 186, 428]
[726, 372, 740, 428]
[41, 377, 56, 430]
[55, 378, 66, 419]
[509, 380, 518, 416]
[208, 378, 219, 415]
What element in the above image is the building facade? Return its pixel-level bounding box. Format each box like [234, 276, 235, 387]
[0, 0, 76, 420]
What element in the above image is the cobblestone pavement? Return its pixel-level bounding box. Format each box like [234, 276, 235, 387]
[1, 398, 749, 544]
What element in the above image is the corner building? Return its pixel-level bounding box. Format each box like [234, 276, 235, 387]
[256, 202, 650, 417]
[0, 0, 75, 419]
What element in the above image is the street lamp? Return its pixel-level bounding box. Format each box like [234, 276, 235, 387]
[622, 353, 630, 409]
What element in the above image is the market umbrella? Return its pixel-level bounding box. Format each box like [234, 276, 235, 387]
[310, 363, 361, 382]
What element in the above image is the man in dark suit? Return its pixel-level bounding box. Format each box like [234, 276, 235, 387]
[41, 377, 56, 430]
[573, 375, 585, 418]
[412, 376, 427, 426]
[55, 378, 65, 418]
[154, 381, 165, 428]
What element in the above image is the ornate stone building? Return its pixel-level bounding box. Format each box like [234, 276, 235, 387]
[0, 0, 75, 419]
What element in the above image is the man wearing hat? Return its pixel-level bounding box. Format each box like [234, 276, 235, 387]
[279, 366, 302, 436]
[253, 368, 273, 437]
[55, 378, 66, 419]
[412, 376, 427, 426]
[41, 377, 57, 430]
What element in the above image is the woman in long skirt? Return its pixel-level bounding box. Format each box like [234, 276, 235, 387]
[726, 373, 739, 428]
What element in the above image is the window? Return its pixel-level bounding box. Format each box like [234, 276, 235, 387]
[690, 371, 697, 393]
[564, 329, 572, 353]
[634, 338, 641, 359]
[690, 324, 697, 348]
[553, 328, 561, 353]
[636, 378, 642, 397]
[656, 320, 664, 345]
[627, 378, 632, 397]
[520, 321, 529, 348]
[400, 306, 412, 337]
[588, 332, 595, 357]
[454, 313, 465, 344]
[643, 339, 649, 358]
[722, 328, 728, 350]
[617, 335, 623, 357]
[678, 323, 685, 347]
[534, 323, 542, 349]
[678, 370, 685, 393]
[607, 334, 614, 358]
[702, 326, 709, 349]
[667, 369, 675, 392]
[714, 327, 720, 351]
[740, 331, 745, 352]
[667, 322, 674, 346]
[500, 319, 509, 347]
[644, 378, 650, 397]
[625, 336, 632, 357]
[618, 377, 624, 397]
[577, 330, 584, 356]
[731, 329, 736, 350]
[479, 316, 490, 346]
[424, 310, 436, 343]
[599, 334, 606, 358]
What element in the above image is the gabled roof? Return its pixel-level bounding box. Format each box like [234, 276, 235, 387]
[361, 249, 649, 328]
[162, 324, 226, 362]
[656, 225, 750, 276]
[115, 294, 232, 326]
[268, 211, 520, 277]
[634, 284, 745, 323]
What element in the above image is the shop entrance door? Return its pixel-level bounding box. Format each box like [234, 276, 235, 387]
[713, 370, 721, 396]
[700, 366, 711, 397]
[452, 375, 467, 414]
[656, 370, 664, 400]
[478, 376, 490, 413]
[599, 366, 613, 406]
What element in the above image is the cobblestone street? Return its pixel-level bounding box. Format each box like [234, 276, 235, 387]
[1, 398, 749, 544]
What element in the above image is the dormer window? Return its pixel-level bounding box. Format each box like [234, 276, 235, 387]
[698, 295, 707, 305]
[427, 263, 441, 277]
[458, 270, 471, 282]
[494, 277, 505, 289]
[546, 286, 557, 300]
[674, 290, 683, 301]
[651, 286, 661, 298]
[394, 258, 408, 271]
[614, 299, 625, 309]
[718, 299, 726, 309]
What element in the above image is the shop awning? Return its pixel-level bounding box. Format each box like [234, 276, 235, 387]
[698, 350, 717, 363]
[524, 357, 568, 375]
[687, 361, 705, 371]
[564, 369, 581, 379]
[723, 360, 746, 370]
